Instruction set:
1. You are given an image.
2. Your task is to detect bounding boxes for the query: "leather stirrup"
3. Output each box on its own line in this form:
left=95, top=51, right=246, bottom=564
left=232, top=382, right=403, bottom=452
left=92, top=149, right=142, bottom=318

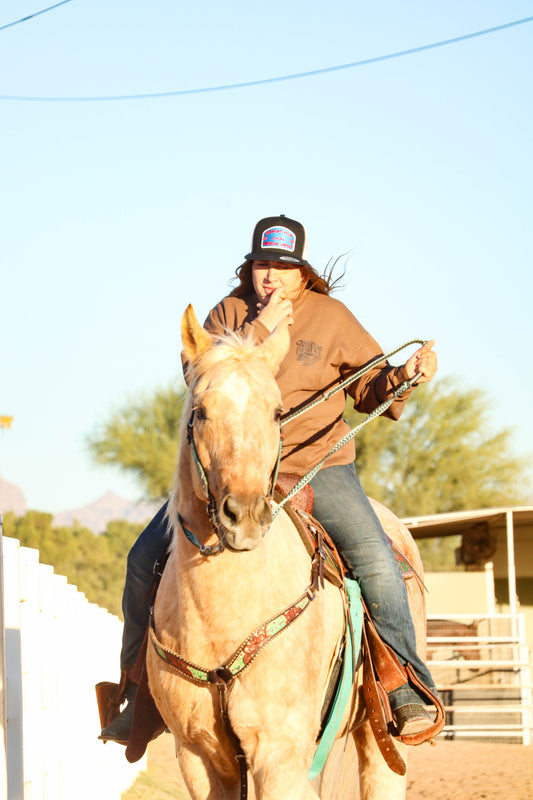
left=361, top=607, right=446, bottom=772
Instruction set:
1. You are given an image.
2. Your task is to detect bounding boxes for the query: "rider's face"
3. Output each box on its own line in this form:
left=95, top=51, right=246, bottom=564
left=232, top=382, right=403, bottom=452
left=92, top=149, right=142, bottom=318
left=252, top=261, right=305, bottom=306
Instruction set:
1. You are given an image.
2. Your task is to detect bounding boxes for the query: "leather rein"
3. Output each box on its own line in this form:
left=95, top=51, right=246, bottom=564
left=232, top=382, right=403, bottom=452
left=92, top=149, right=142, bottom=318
left=182, top=338, right=426, bottom=554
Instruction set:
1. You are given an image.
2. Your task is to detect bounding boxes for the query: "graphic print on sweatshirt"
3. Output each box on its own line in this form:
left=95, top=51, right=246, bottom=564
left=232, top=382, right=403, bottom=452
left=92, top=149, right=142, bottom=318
left=295, top=339, right=322, bottom=366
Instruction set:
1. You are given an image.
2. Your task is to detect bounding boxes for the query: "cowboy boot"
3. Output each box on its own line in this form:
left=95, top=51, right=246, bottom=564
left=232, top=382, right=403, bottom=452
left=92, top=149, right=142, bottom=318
left=392, top=702, right=433, bottom=736
left=99, top=682, right=137, bottom=745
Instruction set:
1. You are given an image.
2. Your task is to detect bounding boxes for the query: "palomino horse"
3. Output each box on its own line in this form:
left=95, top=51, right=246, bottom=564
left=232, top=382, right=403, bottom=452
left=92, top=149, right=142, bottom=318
left=146, top=305, right=428, bottom=800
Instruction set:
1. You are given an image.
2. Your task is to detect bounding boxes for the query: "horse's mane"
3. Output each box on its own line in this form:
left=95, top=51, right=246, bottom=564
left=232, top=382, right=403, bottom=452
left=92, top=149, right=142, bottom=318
left=185, top=328, right=263, bottom=383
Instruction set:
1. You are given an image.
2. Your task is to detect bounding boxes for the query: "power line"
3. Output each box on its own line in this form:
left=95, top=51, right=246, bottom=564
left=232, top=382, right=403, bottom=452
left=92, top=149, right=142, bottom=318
left=1, top=14, right=531, bottom=102
left=0, top=0, right=74, bottom=33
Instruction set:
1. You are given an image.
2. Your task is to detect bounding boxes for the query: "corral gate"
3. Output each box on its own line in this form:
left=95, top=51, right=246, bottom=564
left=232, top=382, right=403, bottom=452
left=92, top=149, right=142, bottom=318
left=427, top=613, right=533, bottom=744
left=0, top=524, right=145, bottom=799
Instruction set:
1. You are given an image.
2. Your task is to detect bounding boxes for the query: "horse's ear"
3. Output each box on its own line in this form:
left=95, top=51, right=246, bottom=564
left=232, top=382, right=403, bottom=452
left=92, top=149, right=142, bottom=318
left=181, top=304, right=213, bottom=360
left=258, top=320, right=290, bottom=373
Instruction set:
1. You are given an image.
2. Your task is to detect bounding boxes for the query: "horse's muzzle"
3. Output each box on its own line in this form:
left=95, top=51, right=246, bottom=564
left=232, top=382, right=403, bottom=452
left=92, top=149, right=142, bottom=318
left=218, top=492, right=272, bottom=551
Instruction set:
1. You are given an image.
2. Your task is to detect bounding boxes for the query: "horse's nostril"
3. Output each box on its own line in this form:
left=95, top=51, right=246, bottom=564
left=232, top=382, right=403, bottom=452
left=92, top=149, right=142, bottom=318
left=221, top=494, right=242, bottom=525
left=255, top=496, right=272, bottom=527
left=220, top=493, right=271, bottom=532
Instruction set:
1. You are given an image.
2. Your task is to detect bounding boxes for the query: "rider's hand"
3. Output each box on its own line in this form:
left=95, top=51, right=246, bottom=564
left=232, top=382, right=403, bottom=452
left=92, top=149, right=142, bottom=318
left=256, top=288, right=294, bottom=332
left=403, top=340, right=438, bottom=383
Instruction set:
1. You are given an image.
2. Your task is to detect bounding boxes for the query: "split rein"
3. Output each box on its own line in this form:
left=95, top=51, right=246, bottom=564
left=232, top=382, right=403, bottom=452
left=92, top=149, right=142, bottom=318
left=183, top=338, right=426, bottom=553
left=273, top=339, right=426, bottom=517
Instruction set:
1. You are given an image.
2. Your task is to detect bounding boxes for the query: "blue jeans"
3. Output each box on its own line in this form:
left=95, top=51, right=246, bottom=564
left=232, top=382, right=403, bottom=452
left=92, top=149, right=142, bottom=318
left=120, top=465, right=436, bottom=708
left=309, top=463, right=437, bottom=709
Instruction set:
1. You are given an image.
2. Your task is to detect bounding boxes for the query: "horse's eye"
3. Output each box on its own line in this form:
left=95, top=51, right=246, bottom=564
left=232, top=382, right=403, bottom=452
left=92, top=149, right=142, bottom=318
left=274, top=406, right=283, bottom=423
left=195, top=406, right=207, bottom=421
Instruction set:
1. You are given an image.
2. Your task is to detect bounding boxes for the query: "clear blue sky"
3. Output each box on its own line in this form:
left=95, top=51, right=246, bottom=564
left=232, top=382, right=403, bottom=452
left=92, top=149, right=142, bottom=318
left=1, top=1, right=532, bottom=513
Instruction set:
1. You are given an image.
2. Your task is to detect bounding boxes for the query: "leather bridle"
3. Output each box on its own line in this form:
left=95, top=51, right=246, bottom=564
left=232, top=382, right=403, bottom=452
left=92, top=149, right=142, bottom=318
left=183, top=407, right=283, bottom=556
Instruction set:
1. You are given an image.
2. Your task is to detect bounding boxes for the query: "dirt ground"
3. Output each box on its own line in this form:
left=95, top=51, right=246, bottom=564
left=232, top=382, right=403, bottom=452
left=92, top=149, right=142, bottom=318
left=123, top=732, right=533, bottom=799
left=406, top=737, right=533, bottom=799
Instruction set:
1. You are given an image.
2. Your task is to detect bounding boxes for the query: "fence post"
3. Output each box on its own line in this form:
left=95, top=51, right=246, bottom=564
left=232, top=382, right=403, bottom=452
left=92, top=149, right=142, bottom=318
left=517, top=613, right=532, bottom=746
left=19, top=545, right=45, bottom=799
left=3, top=536, right=24, bottom=799
left=37, top=562, right=60, bottom=799
left=0, top=519, right=8, bottom=800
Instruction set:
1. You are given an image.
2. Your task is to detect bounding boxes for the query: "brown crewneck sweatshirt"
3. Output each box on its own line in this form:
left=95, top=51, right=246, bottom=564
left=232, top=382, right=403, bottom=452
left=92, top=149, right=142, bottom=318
left=203, top=289, right=413, bottom=477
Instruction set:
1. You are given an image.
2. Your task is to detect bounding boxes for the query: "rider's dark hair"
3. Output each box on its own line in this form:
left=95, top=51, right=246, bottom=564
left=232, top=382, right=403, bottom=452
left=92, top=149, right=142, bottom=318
left=229, top=256, right=346, bottom=299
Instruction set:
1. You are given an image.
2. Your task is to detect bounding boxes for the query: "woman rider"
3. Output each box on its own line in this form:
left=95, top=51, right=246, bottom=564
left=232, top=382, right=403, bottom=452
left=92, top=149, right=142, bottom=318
left=100, top=214, right=440, bottom=744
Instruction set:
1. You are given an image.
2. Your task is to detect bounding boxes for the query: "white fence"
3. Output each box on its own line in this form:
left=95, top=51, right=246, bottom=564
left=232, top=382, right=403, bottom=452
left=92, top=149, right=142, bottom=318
left=1, top=528, right=146, bottom=799
left=427, top=613, right=533, bottom=744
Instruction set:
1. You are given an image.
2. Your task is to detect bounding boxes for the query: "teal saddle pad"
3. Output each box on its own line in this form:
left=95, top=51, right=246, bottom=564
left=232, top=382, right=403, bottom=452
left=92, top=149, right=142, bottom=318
left=309, top=578, right=363, bottom=779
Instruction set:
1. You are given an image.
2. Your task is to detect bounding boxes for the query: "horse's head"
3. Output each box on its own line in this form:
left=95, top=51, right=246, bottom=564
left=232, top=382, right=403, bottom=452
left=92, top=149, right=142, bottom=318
left=180, top=304, right=290, bottom=552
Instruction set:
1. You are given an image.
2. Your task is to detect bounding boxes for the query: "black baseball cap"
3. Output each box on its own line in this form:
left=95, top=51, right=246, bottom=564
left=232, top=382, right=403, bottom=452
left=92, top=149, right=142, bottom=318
left=245, top=214, right=309, bottom=266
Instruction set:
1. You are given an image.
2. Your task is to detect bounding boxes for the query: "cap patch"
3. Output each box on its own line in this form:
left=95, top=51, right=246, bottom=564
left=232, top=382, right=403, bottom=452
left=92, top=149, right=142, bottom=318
left=261, top=226, right=296, bottom=253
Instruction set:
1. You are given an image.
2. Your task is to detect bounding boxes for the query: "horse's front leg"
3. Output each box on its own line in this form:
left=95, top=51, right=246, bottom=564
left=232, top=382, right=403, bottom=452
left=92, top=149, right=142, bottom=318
left=353, top=720, right=407, bottom=800
left=248, top=743, right=320, bottom=800
left=177, top=741, right=241, bottom=800
left=251, top=770, right=319, bottom=800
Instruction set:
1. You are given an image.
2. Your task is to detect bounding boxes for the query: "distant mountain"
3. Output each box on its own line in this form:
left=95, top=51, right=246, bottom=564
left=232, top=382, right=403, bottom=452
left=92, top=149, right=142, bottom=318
left=0, top=474, right=27, bottom=517
left=52, top=491, right=160, bottom=534
left=0, top=476, right=159, bottom=535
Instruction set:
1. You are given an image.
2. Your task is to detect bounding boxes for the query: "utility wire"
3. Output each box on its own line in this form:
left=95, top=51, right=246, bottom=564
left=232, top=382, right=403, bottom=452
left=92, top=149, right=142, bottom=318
left=0, top=0, right=74, bottom=33
left=0, top=14, right=531, bottom=102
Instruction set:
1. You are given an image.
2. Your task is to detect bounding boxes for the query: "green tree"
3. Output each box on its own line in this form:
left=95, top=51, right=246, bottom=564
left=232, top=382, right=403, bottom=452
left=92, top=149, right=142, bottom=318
left=87, top=384, right=187, bottom=501
left=345, top=377, right=529, bottom=518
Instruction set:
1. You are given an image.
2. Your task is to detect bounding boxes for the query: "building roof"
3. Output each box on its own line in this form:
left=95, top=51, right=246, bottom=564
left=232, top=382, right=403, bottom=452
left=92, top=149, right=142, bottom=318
left=402, top=505, right=533, bottom=540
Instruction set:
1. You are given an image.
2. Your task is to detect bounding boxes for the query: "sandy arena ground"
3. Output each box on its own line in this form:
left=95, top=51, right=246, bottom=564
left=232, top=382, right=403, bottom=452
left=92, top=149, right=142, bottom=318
left=132, top=732, right=533, bottom=799
left=406, top=737, right=533, bottom=799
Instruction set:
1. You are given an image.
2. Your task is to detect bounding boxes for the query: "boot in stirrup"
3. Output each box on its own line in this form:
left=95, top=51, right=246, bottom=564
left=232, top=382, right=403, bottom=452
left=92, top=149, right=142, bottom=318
left=99, top=683, right=137, bottom=745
